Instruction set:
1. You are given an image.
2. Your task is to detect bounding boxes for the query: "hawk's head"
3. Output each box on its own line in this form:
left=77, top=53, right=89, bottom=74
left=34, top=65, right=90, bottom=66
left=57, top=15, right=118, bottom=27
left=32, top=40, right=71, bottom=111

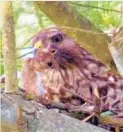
left=32, top=27, right=83, bottom=70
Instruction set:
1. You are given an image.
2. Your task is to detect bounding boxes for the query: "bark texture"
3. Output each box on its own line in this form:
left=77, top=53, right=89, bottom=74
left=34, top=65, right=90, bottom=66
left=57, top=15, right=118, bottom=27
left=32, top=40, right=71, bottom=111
left=1, top=94, right=109, bottom=132
left=2, top=2, right=17, bottom=92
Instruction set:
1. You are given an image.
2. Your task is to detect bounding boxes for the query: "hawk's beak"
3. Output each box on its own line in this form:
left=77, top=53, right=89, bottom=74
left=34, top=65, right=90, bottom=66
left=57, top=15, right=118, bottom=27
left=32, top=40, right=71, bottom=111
left=33, top=41, right=57, bottom=55
left=34, top=41, right=44, bottom=49
left=33, top=41, right=44, bottom=55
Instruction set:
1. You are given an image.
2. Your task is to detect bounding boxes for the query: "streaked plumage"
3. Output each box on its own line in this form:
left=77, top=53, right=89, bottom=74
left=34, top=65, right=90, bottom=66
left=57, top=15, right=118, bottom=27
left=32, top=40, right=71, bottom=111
left=22, top=27, right=123, bottom=115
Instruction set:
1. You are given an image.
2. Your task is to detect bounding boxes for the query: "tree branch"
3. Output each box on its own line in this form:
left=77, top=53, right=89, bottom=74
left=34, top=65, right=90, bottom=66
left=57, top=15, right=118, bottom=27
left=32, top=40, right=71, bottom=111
left=2, top=2, right=18, bottom=93
left=34, top=1, right=101, bottom=32
left=108, top=28, right=123, bottom=76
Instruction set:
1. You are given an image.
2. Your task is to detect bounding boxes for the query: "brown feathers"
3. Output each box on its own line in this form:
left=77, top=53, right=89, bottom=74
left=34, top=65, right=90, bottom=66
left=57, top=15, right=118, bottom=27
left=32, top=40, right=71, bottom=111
left=22, top=27, right=123, bottom=114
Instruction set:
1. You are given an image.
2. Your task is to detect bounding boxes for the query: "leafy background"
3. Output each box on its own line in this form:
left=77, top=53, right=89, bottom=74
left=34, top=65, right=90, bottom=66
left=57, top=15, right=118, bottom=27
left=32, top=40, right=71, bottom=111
left=0, top=1, right=123, bottom=76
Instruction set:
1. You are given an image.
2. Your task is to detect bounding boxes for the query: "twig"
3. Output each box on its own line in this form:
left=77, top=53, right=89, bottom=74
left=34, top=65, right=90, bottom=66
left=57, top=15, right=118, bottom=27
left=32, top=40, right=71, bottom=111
left=93, top=87, right=101, bottom=114
left=61, top=86, right=94, bottom=104
left=17, top=51, right=33, bottom=59
left=69, top=106, right=94, bottom=114
left=1, top=51, right=34, bottom=62
left=83, top=112, right=96, bottom=122
left=18, top=28, right=42, bottom=49
left=48, top=101, right=66, bottom=110
left=17, top=105, right=23, bottom=127
left=16, top=46, right=33, bottom=50
left=115, top=125, right=120, bottom=132
left=19, top=35, right=35, bottom=48
left=110, top=99, right=120, bottom=108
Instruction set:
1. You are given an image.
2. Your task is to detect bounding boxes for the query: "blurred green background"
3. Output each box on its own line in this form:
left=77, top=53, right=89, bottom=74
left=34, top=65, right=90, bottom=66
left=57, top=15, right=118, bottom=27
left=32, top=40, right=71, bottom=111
left=0, top=1, right=123, bottom=76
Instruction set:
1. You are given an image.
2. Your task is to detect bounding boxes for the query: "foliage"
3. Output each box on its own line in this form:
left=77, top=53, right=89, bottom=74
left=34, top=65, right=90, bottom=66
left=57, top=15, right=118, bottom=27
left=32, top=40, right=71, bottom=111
left=69, top=1, right=123, bottom=30
left=0, top=1, right=123, bottom=75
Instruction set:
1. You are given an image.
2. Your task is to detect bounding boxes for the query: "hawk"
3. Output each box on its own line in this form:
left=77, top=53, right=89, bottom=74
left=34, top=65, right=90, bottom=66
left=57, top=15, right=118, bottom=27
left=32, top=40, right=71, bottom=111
left=22, top=27, right=123, bottom=114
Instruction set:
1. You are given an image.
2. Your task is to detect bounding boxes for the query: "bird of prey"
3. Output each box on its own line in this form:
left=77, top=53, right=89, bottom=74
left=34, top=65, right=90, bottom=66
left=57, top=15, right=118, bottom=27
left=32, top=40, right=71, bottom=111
left=22, top=27, right=123, bottom=115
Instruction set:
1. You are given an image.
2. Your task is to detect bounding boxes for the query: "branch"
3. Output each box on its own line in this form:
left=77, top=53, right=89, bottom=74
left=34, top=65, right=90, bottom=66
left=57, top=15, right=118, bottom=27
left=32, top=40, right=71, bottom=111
left=108, top=28, right=123, bottom=76
left=34, top=1, right=101, bottom=32
left=61, top=86, right=94, bottom=104
left=0, top=51, right=33, bottom=62
left=16, top=46, right=32, bottom=50
left=17, top=51, right=33, bottom=59
left=2, top=2, right=18, bottom=93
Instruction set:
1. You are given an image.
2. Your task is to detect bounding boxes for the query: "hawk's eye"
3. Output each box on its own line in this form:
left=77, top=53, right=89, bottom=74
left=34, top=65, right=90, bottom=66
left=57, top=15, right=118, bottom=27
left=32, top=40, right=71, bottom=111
left=52, top=34, right=63, bottom=43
